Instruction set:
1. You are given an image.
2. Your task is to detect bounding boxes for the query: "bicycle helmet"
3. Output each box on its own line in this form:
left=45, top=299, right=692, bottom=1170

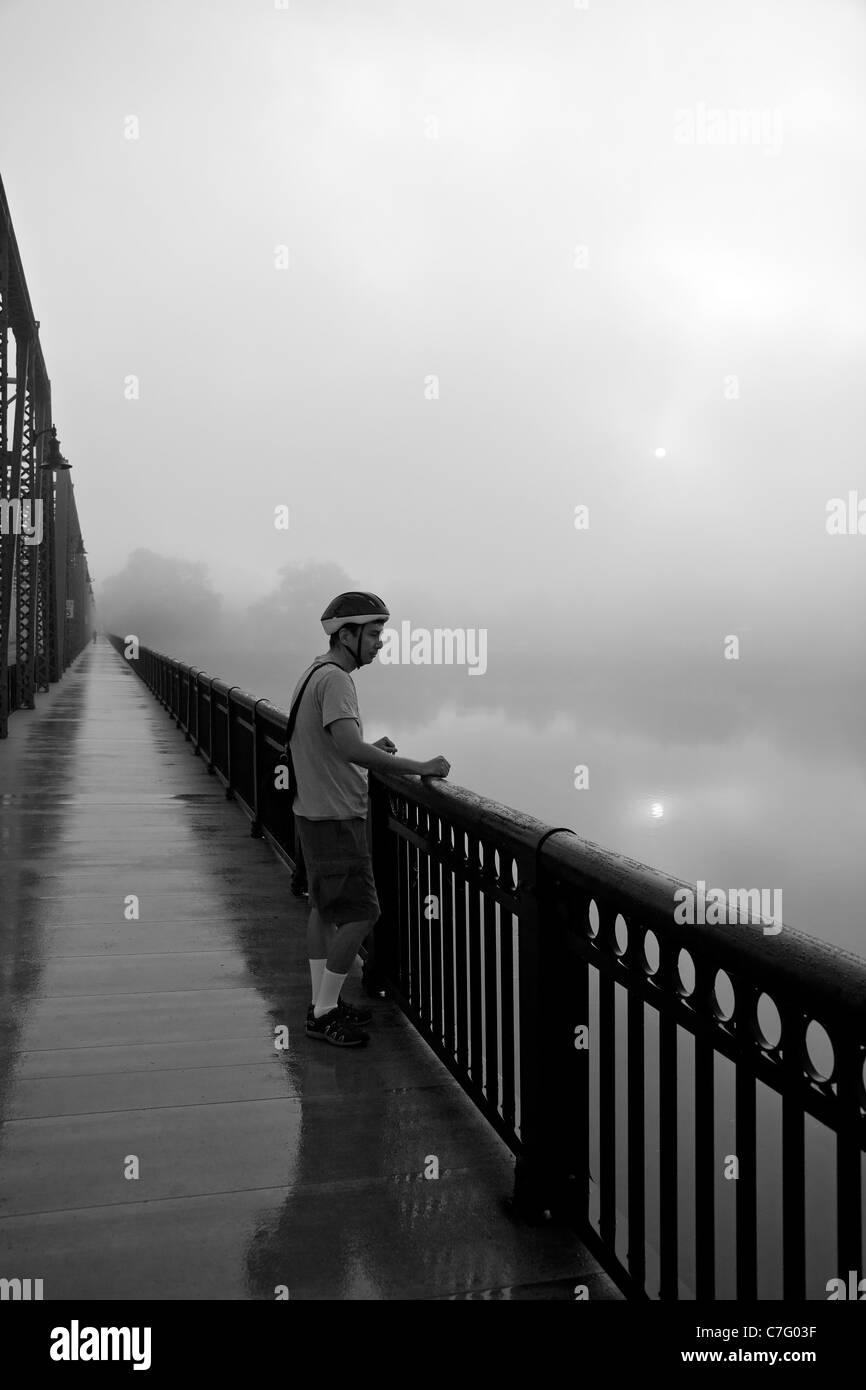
left=321, top=591, right=390, bottom=667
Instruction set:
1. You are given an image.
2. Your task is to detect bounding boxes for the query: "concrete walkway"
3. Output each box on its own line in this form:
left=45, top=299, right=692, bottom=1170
left=0, top=639, right=621, bottom=1300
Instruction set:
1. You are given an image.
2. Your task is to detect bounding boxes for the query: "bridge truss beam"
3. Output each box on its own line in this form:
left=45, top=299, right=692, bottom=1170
left=0, top=173, right=92, bottom=737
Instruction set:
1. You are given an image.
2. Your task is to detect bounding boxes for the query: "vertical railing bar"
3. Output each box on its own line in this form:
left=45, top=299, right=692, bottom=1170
left=499, top=877, right=516, bottom=1131
left=441, top=832, right=456, bottom=1059
left=453, top=847, right=469, bottom=1076
left=429, top=837, right=444, bottom=1046
left=206, top=677, right=216, bottom=772
left=222, top=685, right=231, bottom=780
left=482, top=854, right=499, bottom=1108
left=225, top=687, right=234, bottom=794
left=627, top=963, right=647, bottom=1291
left=418, top=810, right=431, bottom=1032
left=735, top=1061, right=757, bottom=1300
left=836, top=1041, right=862, bottom=1285
left=408, top=838, right=419, bottom=1009
left=397, top=824, right=409, bottom=999
left=659, top=978, right=679, bottom=1299
left=695, top=965, right=717, bottom=1300
left=739, top=984, right=756, bottom=1295
left=598, top=907, right=616, bottom=1253
left=194, top=671, right=202, bottom=750
left=369, top=787, right=395, bottom=991
left=513, top=845, right=542, bottom=1191
left=572, top=891, right=589, bottom=1229
left=781, top=1076, right=806, bottom=1300
left=395, top=816, right=408, bottom=998
left=783, top=1006, right=811, bottom=1295
left=466, top=832, right=483, bottom=1091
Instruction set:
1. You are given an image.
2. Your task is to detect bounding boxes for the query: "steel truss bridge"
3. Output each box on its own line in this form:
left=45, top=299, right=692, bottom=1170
left=0, top=173, right=92, bottom=739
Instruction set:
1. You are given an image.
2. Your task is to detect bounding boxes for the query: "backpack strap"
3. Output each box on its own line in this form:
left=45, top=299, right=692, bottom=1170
left=284, top=660, right=344, bottom=748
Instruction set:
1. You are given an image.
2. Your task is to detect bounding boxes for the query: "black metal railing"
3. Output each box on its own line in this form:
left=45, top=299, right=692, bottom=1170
left=110, top=634, right=866, bottom=1302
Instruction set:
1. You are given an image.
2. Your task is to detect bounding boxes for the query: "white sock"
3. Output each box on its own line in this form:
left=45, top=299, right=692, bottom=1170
left=309, top=958, right=327, bottom=1005
left=314, top=967, right=347, bottom=1018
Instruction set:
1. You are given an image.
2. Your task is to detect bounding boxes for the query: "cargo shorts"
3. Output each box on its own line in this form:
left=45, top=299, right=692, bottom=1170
left=294, top=815, right=381, bottom=927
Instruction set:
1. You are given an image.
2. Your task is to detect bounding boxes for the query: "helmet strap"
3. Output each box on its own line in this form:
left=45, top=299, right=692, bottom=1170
left=337, top=624, right=361, bottom=669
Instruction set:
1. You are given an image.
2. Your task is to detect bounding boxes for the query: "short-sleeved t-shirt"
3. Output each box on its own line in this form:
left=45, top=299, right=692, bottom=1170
left=288, top=659, right=368, bottom=820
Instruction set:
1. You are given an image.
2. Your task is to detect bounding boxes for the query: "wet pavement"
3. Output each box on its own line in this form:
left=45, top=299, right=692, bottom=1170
left=0, top=641, right=622, bottom=1299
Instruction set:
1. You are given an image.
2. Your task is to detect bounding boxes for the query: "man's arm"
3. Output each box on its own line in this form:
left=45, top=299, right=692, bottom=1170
left=328, top=718, right=432, bottom=777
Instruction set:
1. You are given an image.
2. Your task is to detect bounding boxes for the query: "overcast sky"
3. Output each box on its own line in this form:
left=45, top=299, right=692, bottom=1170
left=2, top=0, right=864, bottom=952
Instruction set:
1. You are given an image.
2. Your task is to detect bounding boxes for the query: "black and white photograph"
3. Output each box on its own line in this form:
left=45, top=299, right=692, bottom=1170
left=0, top=0, right=864, bottom=1359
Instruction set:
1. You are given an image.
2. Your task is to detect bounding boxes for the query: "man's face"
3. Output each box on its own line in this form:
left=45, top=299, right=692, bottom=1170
left=360, top=622, right=385, bottom=665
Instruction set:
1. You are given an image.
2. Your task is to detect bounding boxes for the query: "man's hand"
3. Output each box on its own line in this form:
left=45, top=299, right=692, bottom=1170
left=372, top=736, right=398, bottom=754
left=420, top=756, right=450, bottom=779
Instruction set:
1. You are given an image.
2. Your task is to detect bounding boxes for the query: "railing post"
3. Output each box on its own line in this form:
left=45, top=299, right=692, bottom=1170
left=511, top=830, right=579, bottom=1223
left=174, top=662, right=185, bottom=731
left=182, top=665, right=192, bottom=740
left=205, top=677, right=217, bottom=774
left=224, top=686, right=240, bottom=800
left=368, top=779, right=400, bottom=998
left=249, top=698, right=266, bottom=838
left=189, top=669, right=205, bottom=751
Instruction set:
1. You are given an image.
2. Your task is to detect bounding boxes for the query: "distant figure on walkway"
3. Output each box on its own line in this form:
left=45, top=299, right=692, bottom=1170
left=92, top=630, right=97, bottom=644
left=289, top=591, right=451, bottom=1047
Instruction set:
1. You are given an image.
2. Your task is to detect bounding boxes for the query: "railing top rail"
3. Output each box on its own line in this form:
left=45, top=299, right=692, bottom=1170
left=251, top=697, right=290, bottom=723
left=544, top=830, right=866, bottom=1025
left=369, top=767, right=866, bottom=1025
left=133, top=649, right=277, bottom=719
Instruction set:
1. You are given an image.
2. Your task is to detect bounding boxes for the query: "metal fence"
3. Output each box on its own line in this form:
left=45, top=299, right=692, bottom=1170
left=111, top=635, right=866, bottom=1302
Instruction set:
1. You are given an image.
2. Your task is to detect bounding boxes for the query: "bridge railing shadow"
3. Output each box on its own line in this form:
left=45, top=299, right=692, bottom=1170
left=108, top=633, right=866, bottom=1302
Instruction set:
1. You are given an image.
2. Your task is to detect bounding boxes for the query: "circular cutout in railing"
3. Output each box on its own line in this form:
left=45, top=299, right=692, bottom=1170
left=677, top=948, right=696, bottom=996
left=861, top=1056, right=866, bottom=1112
left=588, top=899, right=600, bottom=939
left=510, top=857, right=519, bottom=889
left=713, top=969, right=735, bottom=1023
left=643, top=929, right=660, bottom=976
left=754, top=992, right=782, bottom=1050
left=803, top=1019, right=835, bottom=1084
left=493, top=847, right=501, bottom=880
left=614, top=912, right=628, bottom=957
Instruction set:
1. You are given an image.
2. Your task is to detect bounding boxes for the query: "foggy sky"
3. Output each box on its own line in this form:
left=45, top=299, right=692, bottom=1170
left=2, top=0, right=864, bottom=951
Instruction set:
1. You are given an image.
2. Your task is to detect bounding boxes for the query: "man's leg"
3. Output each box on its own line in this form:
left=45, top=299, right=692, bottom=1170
left=307, top=906, right=336, bottom=1005
left=313, top=918, right=374, bottom=1018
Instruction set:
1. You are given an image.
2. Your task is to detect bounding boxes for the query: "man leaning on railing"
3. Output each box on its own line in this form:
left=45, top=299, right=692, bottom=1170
left=288, top=590, right=450, bottom=1049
